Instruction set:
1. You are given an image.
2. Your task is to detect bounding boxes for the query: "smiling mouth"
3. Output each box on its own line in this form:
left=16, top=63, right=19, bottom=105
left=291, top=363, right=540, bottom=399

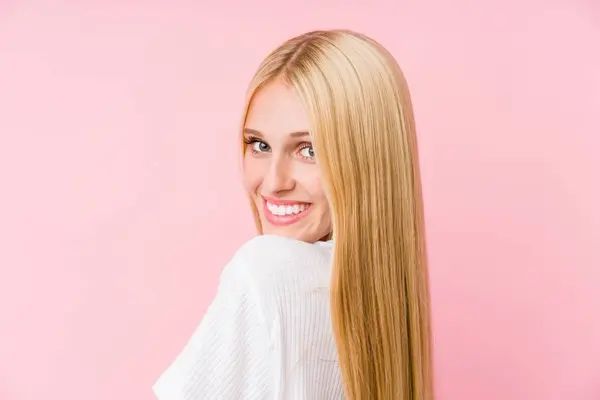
left=266, top=201, right=310, bottom=216
left=262, top=198, right=312, bottom=226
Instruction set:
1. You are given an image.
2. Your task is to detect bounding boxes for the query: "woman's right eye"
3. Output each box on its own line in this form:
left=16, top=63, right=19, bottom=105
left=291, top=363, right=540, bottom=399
left=249, top=140, right=270, bottom=153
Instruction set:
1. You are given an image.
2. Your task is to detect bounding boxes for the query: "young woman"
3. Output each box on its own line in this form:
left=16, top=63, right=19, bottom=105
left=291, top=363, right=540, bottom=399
left=153, top=29, right=434, bottom=400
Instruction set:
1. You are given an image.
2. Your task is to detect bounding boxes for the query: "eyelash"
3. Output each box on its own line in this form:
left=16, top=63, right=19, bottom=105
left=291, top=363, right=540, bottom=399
left=297, top=143, right=314, bottom=160
left=244, top=136, right=315, bottom=160
left=244, top=136, right=269, bottom=154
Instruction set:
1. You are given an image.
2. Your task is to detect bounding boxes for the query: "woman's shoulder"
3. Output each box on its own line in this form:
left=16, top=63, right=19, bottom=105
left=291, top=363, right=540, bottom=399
left=223, top=234, right=334, bottom=290
left=235, top=234, right=332, bottom=263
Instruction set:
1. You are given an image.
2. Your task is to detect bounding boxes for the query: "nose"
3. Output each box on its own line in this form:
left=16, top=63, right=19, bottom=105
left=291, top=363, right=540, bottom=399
left=262, top=154, right=295, bottom=194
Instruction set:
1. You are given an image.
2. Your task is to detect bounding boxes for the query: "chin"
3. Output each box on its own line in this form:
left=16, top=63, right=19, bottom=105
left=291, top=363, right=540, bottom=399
left=260, top=223, right=318, bottom=243
left=262, top=226, right=304, bottom=241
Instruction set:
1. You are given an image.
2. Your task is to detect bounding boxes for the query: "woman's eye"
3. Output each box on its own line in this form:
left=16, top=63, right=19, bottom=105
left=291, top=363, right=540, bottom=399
left=299, top=146, right=315, bottom=159
left=251, top=141, right=270, bottom=152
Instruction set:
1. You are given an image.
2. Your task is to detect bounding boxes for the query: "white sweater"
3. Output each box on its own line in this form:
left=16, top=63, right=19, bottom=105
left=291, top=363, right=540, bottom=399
left=153, top=234, right=344, bottom=399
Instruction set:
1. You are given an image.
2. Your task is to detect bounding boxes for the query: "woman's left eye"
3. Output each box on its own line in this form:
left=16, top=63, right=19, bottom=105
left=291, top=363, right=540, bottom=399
left=299, top=146, right=315, bottom=159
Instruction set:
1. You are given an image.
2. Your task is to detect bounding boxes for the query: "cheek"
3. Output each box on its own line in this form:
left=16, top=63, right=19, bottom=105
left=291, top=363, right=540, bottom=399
left=301, top=175, right=328, bottom=206
left=242, top=157, right=263, bottom=194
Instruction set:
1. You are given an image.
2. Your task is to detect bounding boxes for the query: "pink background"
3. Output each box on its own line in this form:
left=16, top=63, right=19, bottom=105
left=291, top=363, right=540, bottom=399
left=1, top=1, right=599, bottom=399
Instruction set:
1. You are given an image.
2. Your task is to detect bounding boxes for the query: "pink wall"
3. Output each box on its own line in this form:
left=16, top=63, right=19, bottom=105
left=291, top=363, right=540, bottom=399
left=1, top=1, right=598, bottom=399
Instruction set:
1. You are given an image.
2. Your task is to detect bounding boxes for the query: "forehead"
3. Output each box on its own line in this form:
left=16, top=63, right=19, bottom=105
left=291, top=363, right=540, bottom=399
left=245, top=82, right=309, bottom=136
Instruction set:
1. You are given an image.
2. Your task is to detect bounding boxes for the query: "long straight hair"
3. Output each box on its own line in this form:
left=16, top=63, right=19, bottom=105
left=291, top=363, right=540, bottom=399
left=240, top=30, right=433, bottom=400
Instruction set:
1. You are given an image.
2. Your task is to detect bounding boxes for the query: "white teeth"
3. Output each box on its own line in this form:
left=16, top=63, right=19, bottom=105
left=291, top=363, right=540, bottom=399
left=267, top=201, right=309, bottom=216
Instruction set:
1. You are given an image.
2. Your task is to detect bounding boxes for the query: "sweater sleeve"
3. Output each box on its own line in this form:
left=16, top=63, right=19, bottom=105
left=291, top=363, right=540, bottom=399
left=152, top=256, right=272, bottom=400
left=234, top=235, right=345, bottom=399
left=265, top=247, right=345, bottom=399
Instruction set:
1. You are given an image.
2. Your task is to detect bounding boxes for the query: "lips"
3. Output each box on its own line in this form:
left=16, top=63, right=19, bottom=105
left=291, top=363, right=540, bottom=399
left=261, top=197, right=312, bottom=226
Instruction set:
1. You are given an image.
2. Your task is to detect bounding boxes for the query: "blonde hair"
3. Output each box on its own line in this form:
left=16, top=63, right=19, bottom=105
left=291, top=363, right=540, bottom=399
left=241, top=30, right=433, bottom=400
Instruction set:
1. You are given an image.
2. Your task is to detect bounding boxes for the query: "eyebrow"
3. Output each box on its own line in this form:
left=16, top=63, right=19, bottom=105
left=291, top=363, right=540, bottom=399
left=243, top=128, right=310, bottom=138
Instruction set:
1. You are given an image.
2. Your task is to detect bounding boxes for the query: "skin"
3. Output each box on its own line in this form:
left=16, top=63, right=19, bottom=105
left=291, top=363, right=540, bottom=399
left=242, top=80, right=332, bottom=243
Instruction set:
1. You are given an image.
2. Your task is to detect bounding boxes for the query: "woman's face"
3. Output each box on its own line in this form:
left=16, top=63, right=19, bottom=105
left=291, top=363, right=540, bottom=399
left=242, top=81, right=331, bottom=243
